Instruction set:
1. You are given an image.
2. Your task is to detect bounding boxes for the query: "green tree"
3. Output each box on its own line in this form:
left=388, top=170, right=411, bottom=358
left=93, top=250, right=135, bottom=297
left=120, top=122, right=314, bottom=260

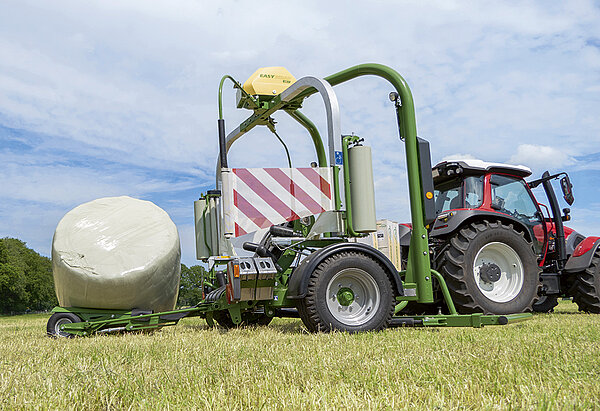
left=0, top=238, right=57, bottom=313
left=177, top=264, right=207, bottom=307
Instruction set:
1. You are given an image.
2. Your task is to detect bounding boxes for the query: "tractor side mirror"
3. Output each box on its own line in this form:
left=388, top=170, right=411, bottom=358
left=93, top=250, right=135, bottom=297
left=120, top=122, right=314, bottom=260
left=560, top=175, right=574, bottom=205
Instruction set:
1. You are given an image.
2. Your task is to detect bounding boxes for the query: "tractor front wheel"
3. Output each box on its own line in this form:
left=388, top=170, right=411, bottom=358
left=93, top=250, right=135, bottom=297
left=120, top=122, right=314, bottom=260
left=297, top=251, right=394, bottom=333
left=572, top=250, right=600, bottom=313
left=440, top=220, right=541, bottom=315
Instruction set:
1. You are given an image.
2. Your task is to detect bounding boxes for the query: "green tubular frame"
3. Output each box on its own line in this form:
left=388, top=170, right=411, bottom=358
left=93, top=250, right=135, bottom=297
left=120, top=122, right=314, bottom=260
left=296, top=63, right=434, bottom=303
left=215, top=64, right=442, bottom=304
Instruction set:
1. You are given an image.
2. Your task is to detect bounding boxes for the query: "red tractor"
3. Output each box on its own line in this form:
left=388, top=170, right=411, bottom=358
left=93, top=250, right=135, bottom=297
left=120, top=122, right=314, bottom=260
left=399, top=159, right=600, bottom=315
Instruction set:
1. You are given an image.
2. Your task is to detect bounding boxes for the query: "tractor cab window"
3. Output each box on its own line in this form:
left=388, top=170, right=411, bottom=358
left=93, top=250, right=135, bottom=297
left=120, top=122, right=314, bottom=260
left=490, top=175, right=539, bottom=221
left=435, top=176, right=484, bottom=214
left=490, top=174, right=544, bottom=253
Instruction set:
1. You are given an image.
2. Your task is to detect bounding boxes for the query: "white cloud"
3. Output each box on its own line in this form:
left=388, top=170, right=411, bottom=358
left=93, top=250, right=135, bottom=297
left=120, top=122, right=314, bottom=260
left=508, top=144, right=575, bottom=172
left=1, top=0, right=600, bottom=265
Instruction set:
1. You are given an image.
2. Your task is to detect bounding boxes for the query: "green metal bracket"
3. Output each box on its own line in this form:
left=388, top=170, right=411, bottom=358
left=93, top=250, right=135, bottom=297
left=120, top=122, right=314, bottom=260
left=58, top=303, right=222, bottom=336
left=227, top=304, right=242, bottom=325
left=412, top=312, right=532, bottom=328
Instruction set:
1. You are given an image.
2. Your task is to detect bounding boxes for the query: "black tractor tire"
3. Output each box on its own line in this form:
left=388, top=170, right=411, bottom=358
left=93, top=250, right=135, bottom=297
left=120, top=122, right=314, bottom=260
left=297, top=251, right=395, bottom=333
left=572, top=250, right=600, bottom=313
left=47, top=312, right=82, bottom=338
left=439, top=220, right=541, bottom=315
left=213, top=310, right=273, bottom=329
left=533, top=295, right=559, bottom=313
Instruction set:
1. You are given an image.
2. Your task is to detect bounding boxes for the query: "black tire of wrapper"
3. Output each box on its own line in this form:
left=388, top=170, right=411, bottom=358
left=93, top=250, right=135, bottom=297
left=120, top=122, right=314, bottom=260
left=297, top=251, right=395, bottom=333
left=47, top=312, right=82, bottom=338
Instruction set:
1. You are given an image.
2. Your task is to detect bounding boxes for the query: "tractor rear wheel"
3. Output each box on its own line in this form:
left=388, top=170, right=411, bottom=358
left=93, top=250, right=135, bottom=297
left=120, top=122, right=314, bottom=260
left=297, top=251, right=394, bottom=333
left=47, top=312, right=82, bottom=338
left=572, top=250, right=600, bottom=313
left=440, top=220, right=541, bottom=315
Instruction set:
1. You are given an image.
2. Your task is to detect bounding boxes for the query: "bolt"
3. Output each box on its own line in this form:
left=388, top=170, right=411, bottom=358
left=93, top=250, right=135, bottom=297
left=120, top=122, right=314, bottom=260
left=423, top=251, right=427, bottom=255
left=422, top=234, right=426, bottom=239
left=425, top=276, right=430, bottom=281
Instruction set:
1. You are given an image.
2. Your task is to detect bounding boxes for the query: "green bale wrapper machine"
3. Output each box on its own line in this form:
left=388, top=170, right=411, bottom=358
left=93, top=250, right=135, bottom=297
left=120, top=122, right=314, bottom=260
left=47, top=63, right=530, bottom=337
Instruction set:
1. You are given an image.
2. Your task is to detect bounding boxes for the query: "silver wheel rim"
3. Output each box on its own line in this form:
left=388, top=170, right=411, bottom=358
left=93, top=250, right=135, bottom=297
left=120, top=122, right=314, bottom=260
left=326, top=268, right=380, bottom=326
left=54, top=317, right=73, bottom=337
left=473, top=242, right=524, bottom=303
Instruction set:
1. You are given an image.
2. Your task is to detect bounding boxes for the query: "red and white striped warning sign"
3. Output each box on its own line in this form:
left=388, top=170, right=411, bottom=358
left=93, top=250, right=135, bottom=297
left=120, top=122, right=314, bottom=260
left=222, top=167, right=334, bottom=237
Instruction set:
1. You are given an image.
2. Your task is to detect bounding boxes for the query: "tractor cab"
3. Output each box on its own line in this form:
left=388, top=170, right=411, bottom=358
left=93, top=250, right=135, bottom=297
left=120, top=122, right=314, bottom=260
left=430, top=159, right=548, bottom=252
left=430, top=159, right=582, bottom=262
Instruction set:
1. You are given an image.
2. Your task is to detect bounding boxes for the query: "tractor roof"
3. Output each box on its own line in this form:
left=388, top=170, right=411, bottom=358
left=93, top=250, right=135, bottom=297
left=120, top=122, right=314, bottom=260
left=432, top=159, right=532, bottom=183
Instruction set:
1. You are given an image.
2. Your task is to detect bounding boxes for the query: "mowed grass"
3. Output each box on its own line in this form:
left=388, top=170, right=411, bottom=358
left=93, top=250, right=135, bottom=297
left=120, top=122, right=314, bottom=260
left=1, top=301, right=599, bottom=410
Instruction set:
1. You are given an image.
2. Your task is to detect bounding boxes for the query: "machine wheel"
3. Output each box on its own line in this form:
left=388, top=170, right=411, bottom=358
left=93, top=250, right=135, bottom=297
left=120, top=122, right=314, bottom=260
left=440, top=220, right=541, bottom=315
left=46, top=312, right=82, bottom=338
left=572, top=250, right=600, bottom=313
left=212, top=310, right=273, bottom=329
left=533, top=295, right=559, bottom=313
left=297, top=251, right=394, bottom=333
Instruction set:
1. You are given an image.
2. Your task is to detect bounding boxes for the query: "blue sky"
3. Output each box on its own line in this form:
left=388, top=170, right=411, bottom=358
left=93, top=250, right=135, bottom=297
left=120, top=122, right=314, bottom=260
left=1, top=1, right=599, bottom=266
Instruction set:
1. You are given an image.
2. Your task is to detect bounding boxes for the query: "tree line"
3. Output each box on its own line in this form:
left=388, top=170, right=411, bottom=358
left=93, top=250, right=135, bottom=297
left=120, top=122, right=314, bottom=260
left=0, top=237, right=206, bottom=314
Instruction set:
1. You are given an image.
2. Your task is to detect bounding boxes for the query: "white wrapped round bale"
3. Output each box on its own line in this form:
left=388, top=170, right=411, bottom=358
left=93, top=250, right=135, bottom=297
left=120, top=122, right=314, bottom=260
left=52, top=196, right=181, bottom=312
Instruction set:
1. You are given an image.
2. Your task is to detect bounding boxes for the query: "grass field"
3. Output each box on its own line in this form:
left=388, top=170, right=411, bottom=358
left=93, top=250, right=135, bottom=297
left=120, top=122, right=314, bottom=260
left=1, top=301, right=599, bottom=410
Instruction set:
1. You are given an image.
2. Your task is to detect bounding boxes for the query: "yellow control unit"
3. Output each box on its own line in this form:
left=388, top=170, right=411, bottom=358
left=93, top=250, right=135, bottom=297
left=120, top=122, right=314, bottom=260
left=236, top=67, right=296, bottom=109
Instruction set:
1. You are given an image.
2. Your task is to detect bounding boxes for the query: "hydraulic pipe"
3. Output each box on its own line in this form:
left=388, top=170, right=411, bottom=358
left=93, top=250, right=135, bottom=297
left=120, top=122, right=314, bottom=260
left=286, top=110, right=328, bottom=167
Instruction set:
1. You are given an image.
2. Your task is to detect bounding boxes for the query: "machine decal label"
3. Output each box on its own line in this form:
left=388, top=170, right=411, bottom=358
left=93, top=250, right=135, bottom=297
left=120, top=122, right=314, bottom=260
left=335, top=151, right=343, bottom=165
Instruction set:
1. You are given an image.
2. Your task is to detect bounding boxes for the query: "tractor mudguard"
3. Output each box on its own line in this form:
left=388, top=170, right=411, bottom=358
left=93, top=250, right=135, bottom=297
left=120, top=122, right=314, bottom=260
left=564, top=237, right=600, bottom=273
left=429, top=209, right=532, bottom=241
left=286, top=242, right=404, bottom=299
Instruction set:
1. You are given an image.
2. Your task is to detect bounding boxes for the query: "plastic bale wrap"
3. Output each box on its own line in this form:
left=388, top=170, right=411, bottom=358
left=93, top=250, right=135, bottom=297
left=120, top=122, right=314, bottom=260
left=52, top=196, right=181, bottom=312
